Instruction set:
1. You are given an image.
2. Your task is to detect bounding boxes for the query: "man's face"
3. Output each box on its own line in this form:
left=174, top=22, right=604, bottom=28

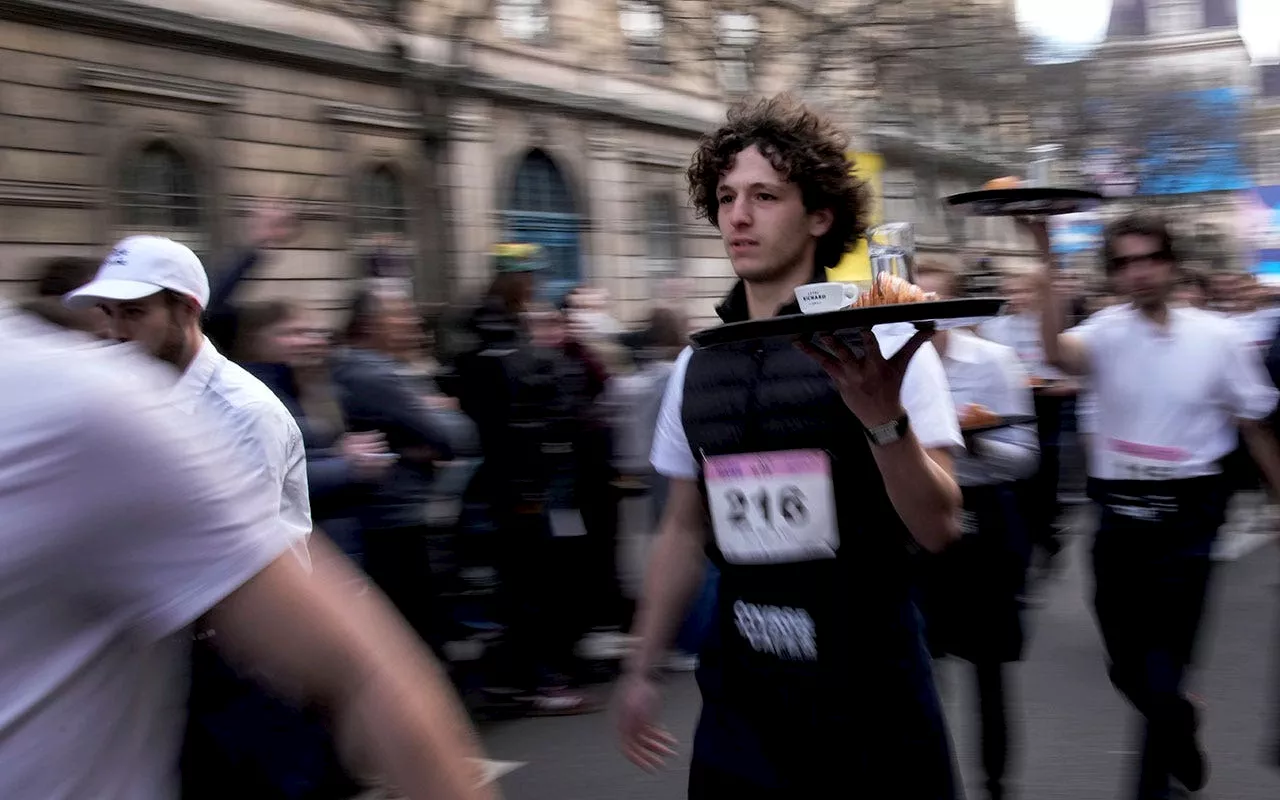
left=1004, top=275, right=1037, bottom=315
left=715, top=145, right=832, bottom=284
left=99, top=292, right=192, bottom=367
left=1109, top=233, right=1174, bottom=310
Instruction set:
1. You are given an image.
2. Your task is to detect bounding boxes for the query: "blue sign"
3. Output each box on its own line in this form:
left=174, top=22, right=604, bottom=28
left=1087, top=88, right=1252, bottom=197
left=1255, top=186, right=1280, bottom=279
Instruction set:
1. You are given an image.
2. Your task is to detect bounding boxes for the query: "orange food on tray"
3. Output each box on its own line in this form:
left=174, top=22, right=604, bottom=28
left=983, top=176, right=1022, bottom=190
left=852, top=273, right=939, bottom=308
left=959, top=403, right=1001, bottom=430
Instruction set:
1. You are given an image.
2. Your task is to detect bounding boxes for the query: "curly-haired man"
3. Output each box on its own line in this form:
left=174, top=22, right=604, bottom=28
left=616, top=95, right=964, bottom=797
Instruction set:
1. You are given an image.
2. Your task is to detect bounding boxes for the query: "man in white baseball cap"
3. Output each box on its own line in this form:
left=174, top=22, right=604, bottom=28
left=63, top=238, right=305, bottom=550
left=65, top=236, right=211, bottom=365
left=66, top=235, right=325, bottom=788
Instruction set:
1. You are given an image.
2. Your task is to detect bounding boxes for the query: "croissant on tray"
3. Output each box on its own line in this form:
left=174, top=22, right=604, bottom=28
left=852, top=273, right=939, bottom=308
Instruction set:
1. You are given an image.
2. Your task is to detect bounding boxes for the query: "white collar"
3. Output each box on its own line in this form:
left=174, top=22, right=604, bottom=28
left=940, top=328, right=984, bottom=365
left=167, top=337, right=222, bottom=415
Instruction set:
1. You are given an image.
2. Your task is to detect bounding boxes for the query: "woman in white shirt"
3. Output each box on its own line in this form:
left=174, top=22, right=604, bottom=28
left=916, top=259, right=1039, bottom=800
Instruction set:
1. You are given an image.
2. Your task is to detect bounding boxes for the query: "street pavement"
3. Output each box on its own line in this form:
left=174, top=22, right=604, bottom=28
left=476, top=505, right=1280, bottom=799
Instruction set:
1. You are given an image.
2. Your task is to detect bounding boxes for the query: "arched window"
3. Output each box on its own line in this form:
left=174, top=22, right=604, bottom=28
left=356, top=164, right=408, bottom=237
left=119, top=140, right=200, bottom=231
left=503, top=149, right=582, bottom=283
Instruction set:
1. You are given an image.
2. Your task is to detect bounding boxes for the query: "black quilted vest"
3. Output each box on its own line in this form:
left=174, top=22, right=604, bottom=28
left=683, top=279, right=953, bottom=790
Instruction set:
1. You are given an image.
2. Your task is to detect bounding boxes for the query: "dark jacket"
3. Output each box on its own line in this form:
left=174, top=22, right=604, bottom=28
left=331, top=347, right=456, bottom=530
left=203, top=249, right=261, bottom=354
left=453, top=297, right=564, bottom=510
left=677, top=277, right=956, bottom=796
left=243, top=362, right=365, bottom=517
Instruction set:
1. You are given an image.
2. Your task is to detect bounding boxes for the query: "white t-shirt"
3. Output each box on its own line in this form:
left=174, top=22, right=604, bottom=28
left=938, top=330, right=1038, bottom=487
left=1229, top=308, right=1280, bottom=352
left=0, top=309, right=292, bottom=800
left=1072, top=304, right=1279, bottom=481
left=979, top=312, right=1067, bottom=381
left=651, top=327, right=963, bottom=480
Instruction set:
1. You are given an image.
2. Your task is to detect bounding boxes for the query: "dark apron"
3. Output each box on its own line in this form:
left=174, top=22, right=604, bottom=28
left=919, top=483, right=1030, bottom=664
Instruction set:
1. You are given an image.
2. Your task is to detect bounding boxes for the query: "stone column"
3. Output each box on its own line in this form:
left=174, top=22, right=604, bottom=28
left=447, top=97, right=496, bottom=298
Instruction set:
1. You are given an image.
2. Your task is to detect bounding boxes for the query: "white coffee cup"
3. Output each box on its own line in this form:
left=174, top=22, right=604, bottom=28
left=795, top=282, right=859, bottom=314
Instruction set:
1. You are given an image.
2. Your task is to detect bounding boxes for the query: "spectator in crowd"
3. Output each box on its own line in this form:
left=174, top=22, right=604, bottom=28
left=332, top=283, right=460, bottom=658
left=20, top=256, right=107, bottom=336
left=454, top=245, right=597, bottom=715
left=234, top=300, right=395, bottom=567
left=204, top=202, right=303, bottom=353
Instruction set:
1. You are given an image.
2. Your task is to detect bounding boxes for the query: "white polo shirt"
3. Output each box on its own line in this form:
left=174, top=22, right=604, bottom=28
left=0, top=308, right=292, bottom=800
left=168, top=338, right=311, bottom=561
left=1071, top=304, right=1278, bottom=481
left=979, top=311, right=1068, bottom=382
left=651, top=328, right=963, bottom=481
left=937, top=330, right=1038, bottom=487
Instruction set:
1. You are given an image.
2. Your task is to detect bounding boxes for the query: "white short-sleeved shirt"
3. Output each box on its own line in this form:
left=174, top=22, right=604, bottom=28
left=1072, top=304, right=1279, bottom=480
left=0, top=308, right=293, bottom=800
left=938, top=330, right=1038, bottom=487
left=651, top=327, right=963, bottom=480
left=979, top=312, right=1068, bottom=381
left=168, top=337, right=312, bottom=562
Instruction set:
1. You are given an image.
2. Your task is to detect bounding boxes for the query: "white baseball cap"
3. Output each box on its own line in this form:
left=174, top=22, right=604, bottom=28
left=64, top=236, right=210, bottom=310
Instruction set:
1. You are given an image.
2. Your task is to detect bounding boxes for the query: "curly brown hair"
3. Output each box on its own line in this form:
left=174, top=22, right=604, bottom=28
left=687, top=95, right=870, bottom=271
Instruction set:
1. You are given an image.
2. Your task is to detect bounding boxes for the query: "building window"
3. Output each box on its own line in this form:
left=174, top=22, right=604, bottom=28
left=119, top=140, right=200, bottom=231
left=620, top=1, right=666, bottom=71
left=504, top=149, right=583, bottom=284
left=644, top=191, right=681, bottom=278
left=498, top=0, right=550, bottom=43
left=356, top=165, right=408, bottom=237
left=717, top=12, right=759, bottom=94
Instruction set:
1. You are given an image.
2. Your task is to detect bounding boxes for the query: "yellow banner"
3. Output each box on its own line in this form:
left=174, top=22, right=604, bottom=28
left=826, top=152, right=884, bottom=283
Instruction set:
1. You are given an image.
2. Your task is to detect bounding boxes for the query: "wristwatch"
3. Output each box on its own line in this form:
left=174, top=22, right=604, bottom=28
left=865, top=414, right=910, bottom=447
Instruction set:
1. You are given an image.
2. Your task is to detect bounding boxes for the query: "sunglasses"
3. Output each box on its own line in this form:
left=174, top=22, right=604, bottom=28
left=1108, top=250, right=1171, bottom=271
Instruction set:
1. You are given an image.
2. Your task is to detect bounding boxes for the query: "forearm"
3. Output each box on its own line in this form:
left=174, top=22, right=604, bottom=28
left=333, top=642, right=492, bottom=800
left=213, top=546, right=492, bottom=800
left=625, top=523, right=707, bottom=678
left=872, top=435, right=961, bottom=552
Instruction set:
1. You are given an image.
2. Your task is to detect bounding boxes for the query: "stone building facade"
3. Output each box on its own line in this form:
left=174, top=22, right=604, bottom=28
left=0, top=0, right=1031, bottom=328
left=1078, top=0, right=1270, bottom=273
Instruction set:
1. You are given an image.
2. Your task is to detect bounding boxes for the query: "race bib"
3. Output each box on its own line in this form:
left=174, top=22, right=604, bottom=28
left=704, top=450, right=838, bottom=564
left=1105, top=439, right=1191, bottom=481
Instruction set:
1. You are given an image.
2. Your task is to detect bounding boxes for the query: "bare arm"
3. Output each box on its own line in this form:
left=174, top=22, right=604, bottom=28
left=617, top=478, right=707, bottom=771
left=207, top=536, right=493, bottom=800
left=1023, top=218, right=1090, bottom=376
left=872, top=441, right=961, bottom=553
left=625, top=478, right=708, bottom=678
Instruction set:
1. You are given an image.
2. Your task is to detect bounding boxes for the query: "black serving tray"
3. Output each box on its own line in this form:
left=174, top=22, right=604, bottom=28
left=690, top=298, right=1007, bottom=350
left=945, top=187, right=1105, bottom=217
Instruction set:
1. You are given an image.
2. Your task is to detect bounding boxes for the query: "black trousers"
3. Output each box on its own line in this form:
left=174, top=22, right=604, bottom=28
left=489, top=508, right=585, bottom=691
left=1089, top=477, right=1227, bottom=800
left=363, top=524, right=446, bottom=658
left=1030, top=392, right=1066, bottom=554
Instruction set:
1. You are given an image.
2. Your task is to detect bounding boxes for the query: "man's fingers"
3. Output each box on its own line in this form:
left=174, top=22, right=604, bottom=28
left=795, top=339, right=842, bottom=375
left=889, top=328, right=932, bottom=370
